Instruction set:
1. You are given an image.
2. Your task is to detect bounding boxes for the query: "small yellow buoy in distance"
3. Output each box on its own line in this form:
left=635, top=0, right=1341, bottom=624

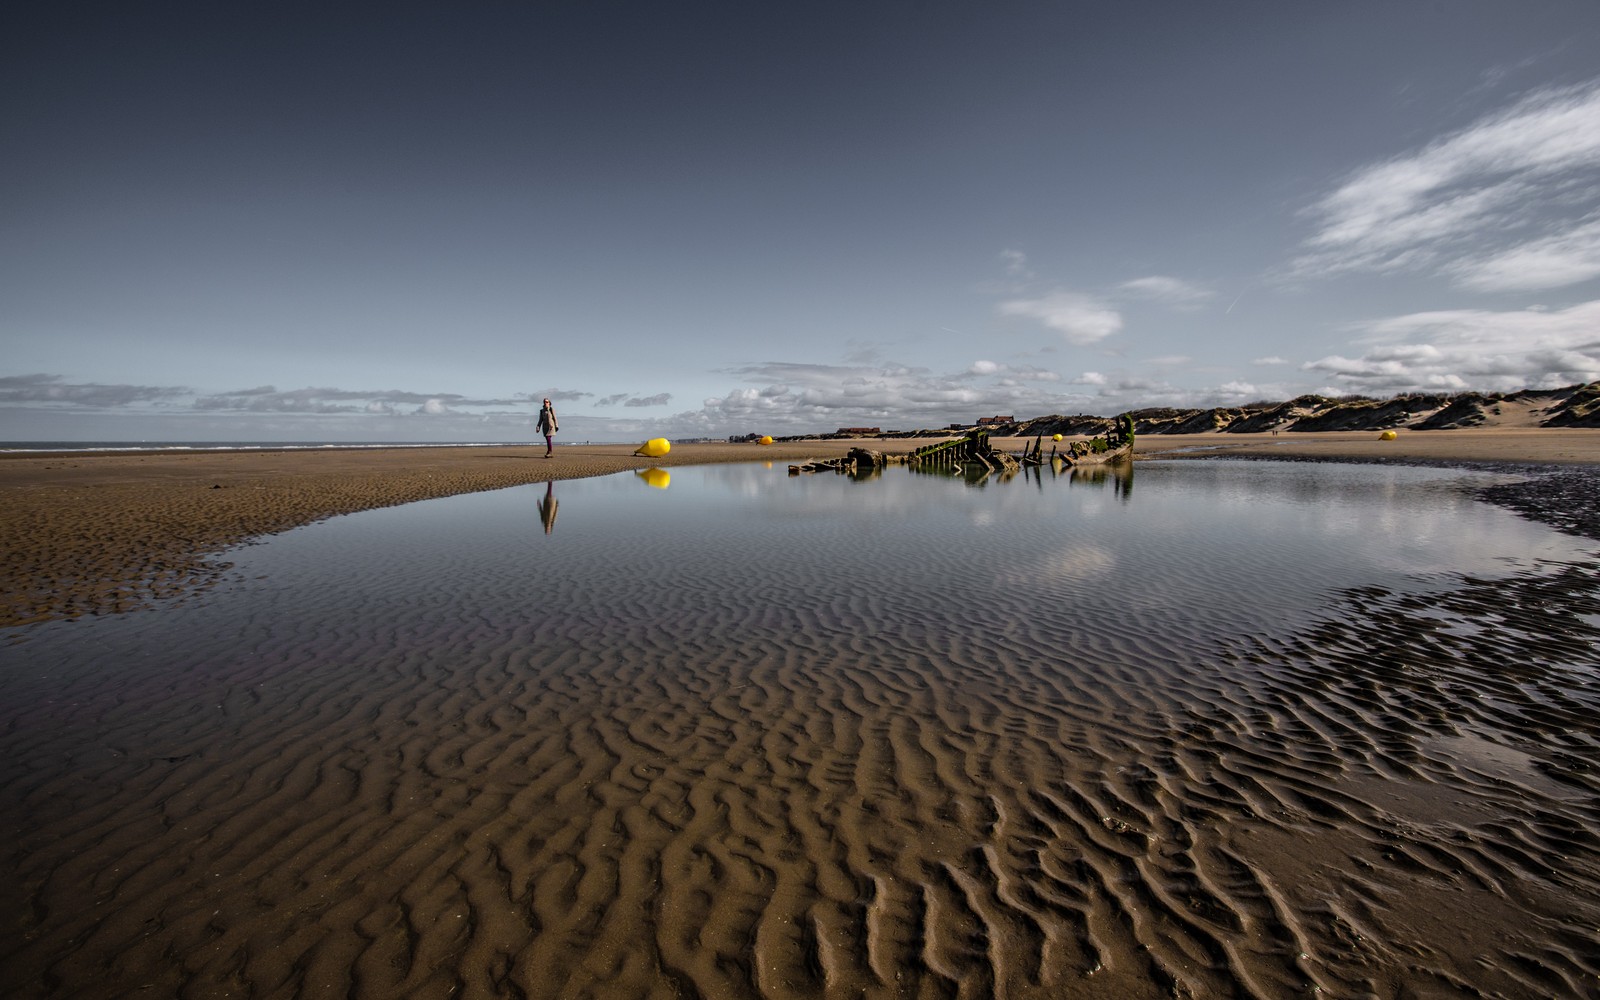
left=1379, top=429, right=1398, bottom=441
left=636, top=467, right=670, bottom=489
left=1052, top=433, right=1063, bottom=442
left=634, top=437, right=671, bottom=457
left=759, top=435, right=774, bottom=445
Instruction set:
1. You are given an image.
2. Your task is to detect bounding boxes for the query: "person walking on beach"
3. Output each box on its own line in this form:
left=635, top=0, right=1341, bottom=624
left=537, top=398, right=559, bottom=458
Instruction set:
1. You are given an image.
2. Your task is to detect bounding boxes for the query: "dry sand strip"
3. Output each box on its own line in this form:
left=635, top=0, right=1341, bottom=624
left=4, top=430, right=1598, bottom=628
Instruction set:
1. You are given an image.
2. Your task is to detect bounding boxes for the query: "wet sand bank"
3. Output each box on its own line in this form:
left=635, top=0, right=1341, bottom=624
left=0, top=441, right=884, bottom=627
left=4, top=430, right=1598, bottom=628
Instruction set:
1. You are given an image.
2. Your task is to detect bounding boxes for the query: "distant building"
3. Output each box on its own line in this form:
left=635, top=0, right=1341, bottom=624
left=975, top=415, right=1014, bottom=426
left=836, top=427, right=881, bottom=436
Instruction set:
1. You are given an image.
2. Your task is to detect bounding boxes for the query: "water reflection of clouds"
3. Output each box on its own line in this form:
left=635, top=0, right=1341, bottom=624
left=1135, top=461, right=1590, bottom=582
left=996, top=545, right=1116, bottom=587
left=561, top=461, right=1589, bottom=604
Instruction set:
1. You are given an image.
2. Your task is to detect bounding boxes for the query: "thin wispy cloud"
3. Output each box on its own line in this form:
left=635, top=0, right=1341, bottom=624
left=0, top=374, right=188, bottom=409
left=1305, top=299, right=1600, bottom=394
left=1000, top=249, right=1034, bottom=279
left=1118, top=276, right=1214, bottom=309
left=1295, top=77, right=1600, bottom=291
left=624, top=393, right=671, bottom=407
left=192, top=386, right=531, bottom=415
left=998, top=292, right=1124, bottom=345
left=1449, top=214, right=1600, bottom=291
left=675, top=360, right=1092, bottom=434
left=0, top=379, right=551, bottom=420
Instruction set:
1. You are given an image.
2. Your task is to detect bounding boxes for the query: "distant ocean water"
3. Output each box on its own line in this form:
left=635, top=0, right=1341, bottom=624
left=0, top=441, right=540, bottom=454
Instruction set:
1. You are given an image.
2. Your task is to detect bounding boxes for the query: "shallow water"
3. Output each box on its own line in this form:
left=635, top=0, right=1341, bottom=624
left=3, top=460, right=1598, bottom=999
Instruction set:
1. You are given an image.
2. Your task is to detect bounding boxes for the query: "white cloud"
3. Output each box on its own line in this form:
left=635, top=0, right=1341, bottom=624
left=625, top=393, right=672, bottom=407
left=1000, top=248, right=1034, bottom=278
left=1118, top=275, right=1213, bottom=309
left=998, top=292, right=1123, bottom=345
left=666, top=360, right=1099, bottom=435
left=1002, top=368, right=1062, bottom=383
left=1252, top=356, right=1290, bottom=366
left=0, top=374, right=187, bottom=409
left=1449, top=215, right=1600, bottom=291
left=1296, top=78, right=1600, bottom=290
left=1304, top=299, right=1600, bottom=394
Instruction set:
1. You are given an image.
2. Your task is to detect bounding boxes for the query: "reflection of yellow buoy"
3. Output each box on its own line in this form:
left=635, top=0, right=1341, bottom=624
left=1379, top=430, right=1398, bottom=441
left=634, top=437, right=671, bottom=457
left=1052, top=433, right=1063, bottom=442
left=636, top=467, right=670, bottom=489
left=759, top=435, right=773, bottom=445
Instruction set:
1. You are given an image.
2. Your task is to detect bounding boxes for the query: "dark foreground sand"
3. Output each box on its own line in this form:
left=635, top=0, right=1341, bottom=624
left=2, top=431, right=1599, bottom=998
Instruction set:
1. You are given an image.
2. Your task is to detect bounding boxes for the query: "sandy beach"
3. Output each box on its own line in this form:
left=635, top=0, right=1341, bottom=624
left=4, top=429, right=1600, bottom=629
left=2, top=430, right=1599, bottom=999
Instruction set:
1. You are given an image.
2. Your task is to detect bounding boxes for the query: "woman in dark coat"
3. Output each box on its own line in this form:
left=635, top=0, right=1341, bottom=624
left=537, top=398, right=558, bottom=457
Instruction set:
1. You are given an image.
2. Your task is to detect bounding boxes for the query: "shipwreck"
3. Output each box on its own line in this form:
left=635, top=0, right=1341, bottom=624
left=789, top=413, right=1135, bottom=478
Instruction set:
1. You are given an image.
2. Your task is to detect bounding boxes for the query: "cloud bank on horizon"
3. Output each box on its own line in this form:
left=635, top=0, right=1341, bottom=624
left=3, top=4, right=1599, bottom=442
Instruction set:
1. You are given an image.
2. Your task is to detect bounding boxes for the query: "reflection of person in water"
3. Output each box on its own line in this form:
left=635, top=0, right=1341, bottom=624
left=537, top=480, right=559, bottom=535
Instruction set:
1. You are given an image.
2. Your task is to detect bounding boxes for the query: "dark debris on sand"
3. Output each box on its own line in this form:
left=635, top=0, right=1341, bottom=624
left=1473, top=465, right=1600, bottom=543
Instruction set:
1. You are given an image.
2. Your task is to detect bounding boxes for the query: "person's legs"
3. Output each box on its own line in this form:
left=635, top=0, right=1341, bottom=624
left=544, top=434, right=553, bottom=457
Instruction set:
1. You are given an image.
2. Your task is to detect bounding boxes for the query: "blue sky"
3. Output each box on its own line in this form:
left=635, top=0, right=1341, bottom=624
left=4, top=1, right=1600, bottom=442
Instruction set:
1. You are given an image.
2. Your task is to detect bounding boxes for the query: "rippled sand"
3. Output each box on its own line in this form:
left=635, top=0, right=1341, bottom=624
left=2, top=465, right=1599, bottom=999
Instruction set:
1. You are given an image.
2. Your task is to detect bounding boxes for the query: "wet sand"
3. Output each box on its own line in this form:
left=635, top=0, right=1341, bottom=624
left=0, top=441, right=893, bottom=628
left=2, top=432, right=1599, bottom=998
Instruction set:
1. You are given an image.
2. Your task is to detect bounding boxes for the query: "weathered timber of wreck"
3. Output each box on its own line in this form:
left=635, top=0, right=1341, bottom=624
left=1052, top=412, right=1136, bottom=464
left=909, top=431, right=1021, bottom=474
left=788, top=447, right=897, bottom=475
left=788, top=416, right=1135, bottom=477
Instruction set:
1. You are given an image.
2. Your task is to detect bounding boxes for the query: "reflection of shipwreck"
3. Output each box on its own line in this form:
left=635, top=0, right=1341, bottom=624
left=789, top=414, right=1135, bottom=479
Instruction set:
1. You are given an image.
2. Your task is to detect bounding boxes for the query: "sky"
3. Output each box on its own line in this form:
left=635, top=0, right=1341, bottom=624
left=4, top=1, right=1600, bottom=443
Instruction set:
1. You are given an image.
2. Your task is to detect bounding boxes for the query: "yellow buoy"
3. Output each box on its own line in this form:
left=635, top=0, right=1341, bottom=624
left=1052, top=433, right=1063, bottom=442
left=1379, top=429, right=1398, bottom=441
left=636, top=467, right=670, bottom=489
left=634, top=437, right=671, bottom=457
left=759, top=435, right=774, bottom=445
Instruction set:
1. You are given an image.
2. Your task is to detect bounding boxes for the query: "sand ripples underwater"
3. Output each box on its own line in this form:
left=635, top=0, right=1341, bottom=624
left=2, top=462, right=1598, bottom=999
